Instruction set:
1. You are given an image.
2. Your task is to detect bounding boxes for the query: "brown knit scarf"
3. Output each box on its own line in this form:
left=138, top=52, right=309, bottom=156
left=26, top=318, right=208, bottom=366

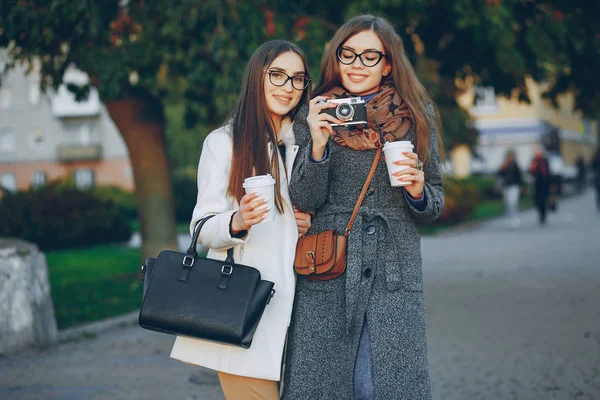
left=320, top=83, right=412, bottom=150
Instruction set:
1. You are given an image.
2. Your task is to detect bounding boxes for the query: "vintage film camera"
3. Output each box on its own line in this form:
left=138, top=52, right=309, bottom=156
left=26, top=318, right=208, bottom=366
left=318, top=97, right=368, bottom=128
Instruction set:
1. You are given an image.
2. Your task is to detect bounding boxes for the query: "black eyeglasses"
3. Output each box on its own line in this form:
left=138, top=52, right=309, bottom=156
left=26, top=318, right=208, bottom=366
left=267, top=70, right=311, bottom=90
left=337, top=47, right=386, bottom=67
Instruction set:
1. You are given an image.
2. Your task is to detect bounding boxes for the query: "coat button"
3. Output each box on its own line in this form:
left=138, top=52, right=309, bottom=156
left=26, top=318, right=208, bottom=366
left=366, top=187, right=375, bottom=196
left=366, top=225, right=376, bottom=235
left=364, top=268, right=372, bottom=278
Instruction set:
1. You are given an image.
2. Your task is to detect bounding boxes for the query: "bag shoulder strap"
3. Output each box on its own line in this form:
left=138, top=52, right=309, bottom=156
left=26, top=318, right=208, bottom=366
left=344, top=148, right=382, bottom=237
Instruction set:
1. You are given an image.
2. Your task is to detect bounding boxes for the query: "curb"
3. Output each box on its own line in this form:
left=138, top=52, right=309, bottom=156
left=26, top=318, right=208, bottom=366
left=58, top=310, right=139, bottom=344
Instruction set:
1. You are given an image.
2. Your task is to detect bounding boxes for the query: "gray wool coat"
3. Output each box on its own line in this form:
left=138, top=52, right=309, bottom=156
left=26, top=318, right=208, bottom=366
left=281, top=104, right=444, bottom=400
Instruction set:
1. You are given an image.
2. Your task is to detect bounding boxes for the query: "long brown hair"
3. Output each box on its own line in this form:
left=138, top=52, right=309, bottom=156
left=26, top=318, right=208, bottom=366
left=314, top=15, right=441, bottom=162
left=228, top=40, right=311, bottom=213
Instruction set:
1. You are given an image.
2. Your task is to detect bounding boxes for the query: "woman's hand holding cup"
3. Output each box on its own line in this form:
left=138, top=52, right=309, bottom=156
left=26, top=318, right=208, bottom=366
left=231, top=193, right=269, bottom=234
left=306, top=96, right=342, bottom=160
left=392, top=151, right=425, bottom=200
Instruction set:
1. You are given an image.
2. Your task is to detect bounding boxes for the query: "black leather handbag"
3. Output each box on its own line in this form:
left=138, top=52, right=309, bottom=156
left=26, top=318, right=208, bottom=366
left=139, top=215, right=276, bottom=349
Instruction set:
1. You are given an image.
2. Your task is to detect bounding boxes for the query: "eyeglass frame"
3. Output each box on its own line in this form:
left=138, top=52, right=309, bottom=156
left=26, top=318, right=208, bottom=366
left=336, top=47, right=387, bottom=67
left=267, top=70, right=311, bottom=90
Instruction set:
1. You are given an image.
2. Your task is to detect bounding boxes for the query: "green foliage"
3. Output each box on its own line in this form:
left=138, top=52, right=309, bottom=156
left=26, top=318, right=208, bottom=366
left=171, top=167, right=198, bottom=223
left=1, top=0, right=597, bottom=162
left=0, top=183, right=132, bottom=251
left=93, top=185, right=138, bottom=220
left=439, top=177, right=481, bottom=224
left=458, top=175, right=501, bottom=200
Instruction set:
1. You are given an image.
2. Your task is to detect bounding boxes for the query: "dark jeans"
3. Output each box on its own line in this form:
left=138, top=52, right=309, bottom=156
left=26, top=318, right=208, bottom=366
left=354, top=319, right=375, bottom=400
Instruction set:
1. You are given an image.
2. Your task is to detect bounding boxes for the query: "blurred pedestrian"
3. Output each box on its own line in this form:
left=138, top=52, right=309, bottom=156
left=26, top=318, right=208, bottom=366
left=547, top=152, right=563, bottom=212
left=592, top=149, right=600, bottom=212
left=498, top=149, right=523, bottom=227
left=576, top=155, right=587, bottom=193
left=529, top=149, right=551, bottom=224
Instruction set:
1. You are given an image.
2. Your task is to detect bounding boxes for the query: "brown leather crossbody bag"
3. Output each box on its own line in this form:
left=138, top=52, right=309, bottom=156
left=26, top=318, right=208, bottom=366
left=293, top=148, right=381, bottom=281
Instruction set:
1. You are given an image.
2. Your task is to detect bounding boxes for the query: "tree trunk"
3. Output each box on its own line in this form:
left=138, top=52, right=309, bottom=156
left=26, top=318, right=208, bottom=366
left=105, top=94, right=178, bottom=259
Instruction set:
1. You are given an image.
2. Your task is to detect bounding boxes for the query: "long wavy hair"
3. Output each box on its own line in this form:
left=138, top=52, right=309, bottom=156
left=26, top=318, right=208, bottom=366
left=228, top=40, right=311, bottom=213
left=314, top=15, right=441, bottom=162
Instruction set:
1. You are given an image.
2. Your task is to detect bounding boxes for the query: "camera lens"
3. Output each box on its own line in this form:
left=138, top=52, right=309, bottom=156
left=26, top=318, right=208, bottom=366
left=336, top=103, right=354, bottom=121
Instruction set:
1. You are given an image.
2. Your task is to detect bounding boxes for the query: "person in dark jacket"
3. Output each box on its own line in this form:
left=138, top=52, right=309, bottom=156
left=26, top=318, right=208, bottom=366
left=592, top=149, right=600, bottom=211
left=498, top=149, right=523, bottom=227
left=529, top=149, right=552, bottom=224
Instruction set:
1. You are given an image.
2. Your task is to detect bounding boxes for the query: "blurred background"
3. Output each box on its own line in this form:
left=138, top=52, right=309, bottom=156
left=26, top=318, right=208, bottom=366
left=0, top=1, right=598, bottom=399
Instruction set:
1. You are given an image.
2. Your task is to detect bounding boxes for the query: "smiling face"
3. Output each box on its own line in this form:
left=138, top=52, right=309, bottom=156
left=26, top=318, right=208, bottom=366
left=264, top=51, right=307, bottom=127
left=338, top=30, right=391, bottom=96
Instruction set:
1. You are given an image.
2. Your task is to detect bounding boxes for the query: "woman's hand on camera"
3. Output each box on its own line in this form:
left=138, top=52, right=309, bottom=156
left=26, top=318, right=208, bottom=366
left=306, top=97, right=341, bottom=159
left=231, top=193, right=269, bottom=233
left=392, top=151, right=425, bottom=200
left=294, top=209, right=312, bottom=238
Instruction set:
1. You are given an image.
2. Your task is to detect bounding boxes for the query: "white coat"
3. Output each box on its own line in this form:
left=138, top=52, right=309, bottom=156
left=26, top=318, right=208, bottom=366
left=170, top=119, right=299, bottom=381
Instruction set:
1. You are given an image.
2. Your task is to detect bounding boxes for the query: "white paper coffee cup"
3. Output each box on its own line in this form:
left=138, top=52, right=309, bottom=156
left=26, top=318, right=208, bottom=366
left=242, top=174, right=276, bottom=224
left=383, top=141, right=414, bottom=187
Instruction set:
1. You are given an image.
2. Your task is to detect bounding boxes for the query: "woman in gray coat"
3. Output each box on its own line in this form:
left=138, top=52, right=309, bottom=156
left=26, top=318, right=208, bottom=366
left=282, top=15, right=444, bottom=400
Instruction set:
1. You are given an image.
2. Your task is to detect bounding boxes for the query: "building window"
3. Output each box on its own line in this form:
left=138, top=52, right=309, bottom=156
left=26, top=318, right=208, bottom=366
left=0, top=85, right=12, bottom=109
left=0, top=128, right=16, bottom=153
left=62, top=120, right=99, bottom=146
left=29, top=82, right=41, bottom=105
left=0, top=173, right=17, bottom=192
left=31, top=171, right=47, bottom=188
left=74, top=168, right=94, bottom=189
left=473, top=86, right=498, bottom=113
left=29, top=128, right=46, bottom=150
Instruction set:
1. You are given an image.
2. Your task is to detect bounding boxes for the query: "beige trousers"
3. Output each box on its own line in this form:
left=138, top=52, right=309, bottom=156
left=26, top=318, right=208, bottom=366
left=217, top=371, right=280, bottom=400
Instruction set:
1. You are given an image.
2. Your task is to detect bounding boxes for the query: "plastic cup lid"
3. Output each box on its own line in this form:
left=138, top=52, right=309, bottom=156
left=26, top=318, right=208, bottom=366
left=242, top=174, right=276, bottom=188
left=383, top=140, right=414, bottom=150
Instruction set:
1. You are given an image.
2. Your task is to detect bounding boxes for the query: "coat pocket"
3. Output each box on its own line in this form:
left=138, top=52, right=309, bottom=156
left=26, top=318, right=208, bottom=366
left=384, top=238, right=424, bottom=292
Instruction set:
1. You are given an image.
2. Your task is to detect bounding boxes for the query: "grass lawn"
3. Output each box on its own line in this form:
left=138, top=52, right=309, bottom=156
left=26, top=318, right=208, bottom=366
left=46, top=245, right=142, bottom=330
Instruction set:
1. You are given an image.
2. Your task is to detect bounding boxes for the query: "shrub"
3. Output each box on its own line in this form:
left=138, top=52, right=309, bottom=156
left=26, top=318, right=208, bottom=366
left=93, top=185, right=138, bottom=220
left=460, top=175, right=501, bottom=200
left=172, top=167, right=198, bottom=222
left=438, top=178, right=481, bottom=224
left=0, top=182, right=132, bottom=251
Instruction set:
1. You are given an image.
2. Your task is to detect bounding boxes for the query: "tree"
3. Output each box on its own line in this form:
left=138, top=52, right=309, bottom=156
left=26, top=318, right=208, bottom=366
left=0, top=0, right=288, bottom=257
left=346, top=0, right=600, bottom=146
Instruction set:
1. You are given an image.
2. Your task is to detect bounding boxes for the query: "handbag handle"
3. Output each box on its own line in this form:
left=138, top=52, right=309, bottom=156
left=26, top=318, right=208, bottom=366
left=185, top=214, right=235, bottom=266
left=343, top=148, right=382, bottom=237
left=186, top=214, right=216, bottom=257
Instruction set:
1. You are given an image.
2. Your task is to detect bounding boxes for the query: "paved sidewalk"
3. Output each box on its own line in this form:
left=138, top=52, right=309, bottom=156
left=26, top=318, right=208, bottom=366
left=1, top=191, right=598, bottom=400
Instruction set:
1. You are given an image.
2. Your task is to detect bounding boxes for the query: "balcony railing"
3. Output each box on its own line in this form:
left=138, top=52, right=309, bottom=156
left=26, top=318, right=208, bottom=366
left=57, top=144, right=102, bottom=162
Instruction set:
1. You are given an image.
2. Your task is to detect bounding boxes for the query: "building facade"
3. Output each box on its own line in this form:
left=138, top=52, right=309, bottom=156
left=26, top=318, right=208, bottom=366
left=0, top=62, right=134, bottom=193
left=457, top=77, right=598, bottom=177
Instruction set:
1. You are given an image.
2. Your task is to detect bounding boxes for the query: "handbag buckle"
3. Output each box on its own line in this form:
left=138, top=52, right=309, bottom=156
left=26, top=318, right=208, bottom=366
left=221, top=265, right=233, bottom=275
left=182, top=255, right=195, bottom=267
left=306, top=251, right=316, bottom=273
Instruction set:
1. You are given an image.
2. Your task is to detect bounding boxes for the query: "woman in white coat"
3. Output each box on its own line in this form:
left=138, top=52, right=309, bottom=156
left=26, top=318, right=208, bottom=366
left=169, top=40, right=312, bottom=399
